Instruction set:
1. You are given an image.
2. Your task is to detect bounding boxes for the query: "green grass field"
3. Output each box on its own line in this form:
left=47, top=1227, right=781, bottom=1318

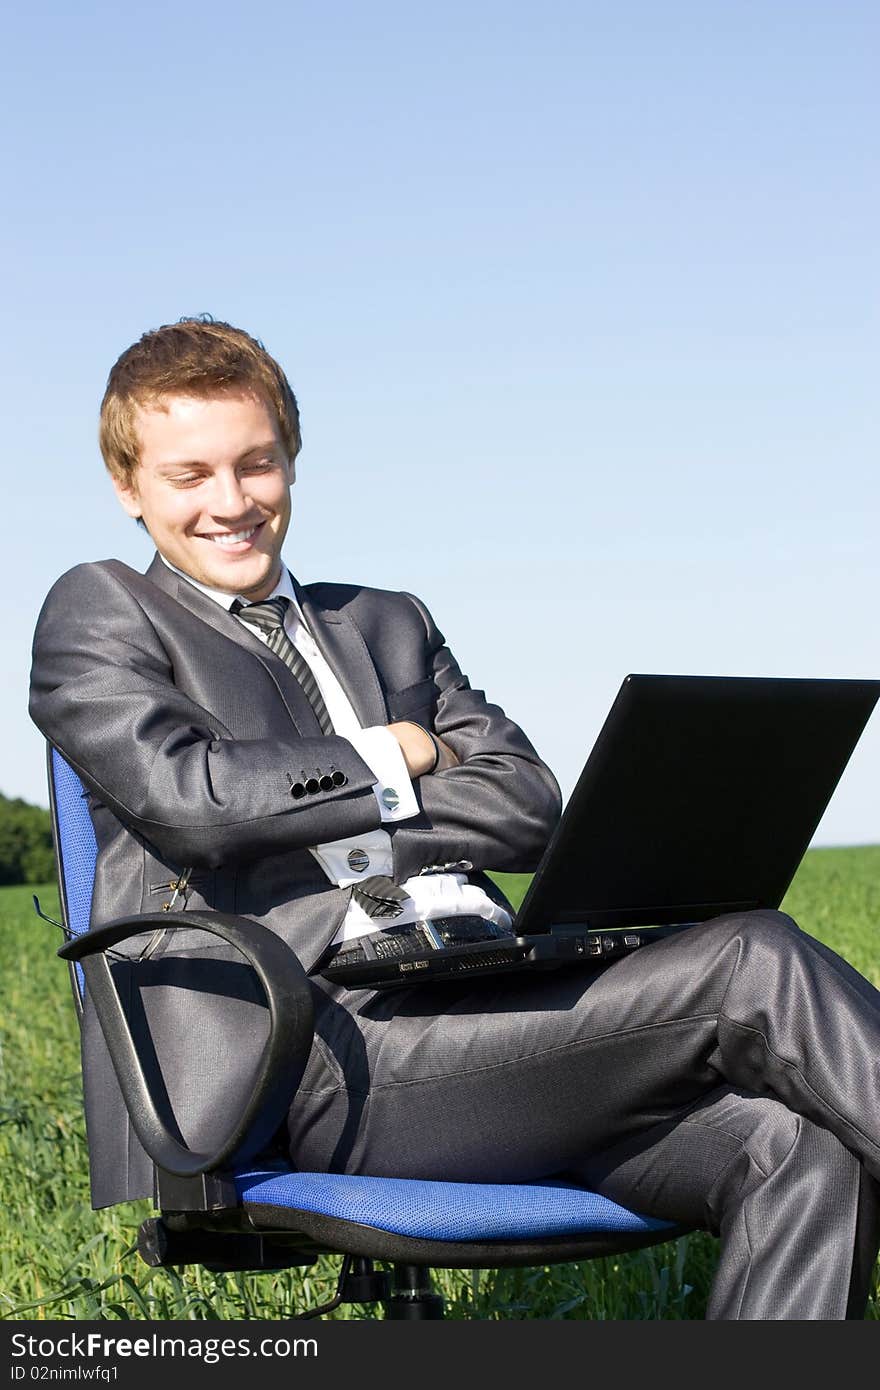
left=1, top=848, right=878, bottom=1320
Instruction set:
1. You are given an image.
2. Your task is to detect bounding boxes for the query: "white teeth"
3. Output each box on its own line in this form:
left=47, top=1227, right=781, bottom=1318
left=210, top=528, right=257, bottom=546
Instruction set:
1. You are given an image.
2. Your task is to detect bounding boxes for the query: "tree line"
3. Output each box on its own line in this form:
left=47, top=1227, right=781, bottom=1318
left=0, top=792, right=55, bottom=884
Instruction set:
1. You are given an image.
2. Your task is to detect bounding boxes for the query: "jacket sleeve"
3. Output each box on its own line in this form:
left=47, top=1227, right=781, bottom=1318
left=388, top=592, right=563, bottom=883
left=28, top=564, right=384, bottom=868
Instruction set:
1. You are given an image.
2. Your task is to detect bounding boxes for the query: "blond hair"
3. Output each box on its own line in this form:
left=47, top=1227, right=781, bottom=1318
left=99, top=315, right=301, bottom=485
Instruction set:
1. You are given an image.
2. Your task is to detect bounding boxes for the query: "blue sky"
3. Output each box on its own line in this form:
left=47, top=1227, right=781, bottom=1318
left=2, top=2, right=877, bottom=846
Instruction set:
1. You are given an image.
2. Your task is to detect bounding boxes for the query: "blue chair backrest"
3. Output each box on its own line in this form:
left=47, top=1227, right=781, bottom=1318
left=49, top=747, right=98, bottom=997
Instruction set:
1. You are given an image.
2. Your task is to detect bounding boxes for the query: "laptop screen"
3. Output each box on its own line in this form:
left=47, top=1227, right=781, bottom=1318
left=516, top=674, right=880, bottom=933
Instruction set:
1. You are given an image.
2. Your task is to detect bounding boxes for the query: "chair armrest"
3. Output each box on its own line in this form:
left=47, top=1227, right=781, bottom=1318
left=58, top=910, right=315, bottom=1179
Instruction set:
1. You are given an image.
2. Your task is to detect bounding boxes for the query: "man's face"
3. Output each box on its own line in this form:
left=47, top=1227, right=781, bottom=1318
left=113, top=390, right=295, bottom=600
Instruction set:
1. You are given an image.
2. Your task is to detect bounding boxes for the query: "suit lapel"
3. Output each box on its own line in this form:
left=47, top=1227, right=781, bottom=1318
left=294, top=580, right=389, bottom=727
left=144, top=554, right=325, bottom=734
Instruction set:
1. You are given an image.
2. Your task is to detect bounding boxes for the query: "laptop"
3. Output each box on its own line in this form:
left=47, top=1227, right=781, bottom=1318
left=320, top=673, right=880, bottom=991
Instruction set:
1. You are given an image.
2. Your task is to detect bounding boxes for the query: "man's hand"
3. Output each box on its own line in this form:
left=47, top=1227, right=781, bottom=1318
left=388, top=721, right=460, bottom=777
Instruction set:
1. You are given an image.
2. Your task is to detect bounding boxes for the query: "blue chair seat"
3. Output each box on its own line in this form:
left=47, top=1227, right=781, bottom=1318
left=234, top=1167, right=668, bottom=1243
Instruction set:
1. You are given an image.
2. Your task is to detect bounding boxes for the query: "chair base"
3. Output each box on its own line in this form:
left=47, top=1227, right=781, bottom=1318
left=139, top=1222, right=446, bottom=1319
left=384, top=1265, right=445, bottom=1319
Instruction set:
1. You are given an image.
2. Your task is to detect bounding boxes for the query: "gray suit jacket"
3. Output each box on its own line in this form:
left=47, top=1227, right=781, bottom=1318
left=29, top=554, right=562, bottom=1206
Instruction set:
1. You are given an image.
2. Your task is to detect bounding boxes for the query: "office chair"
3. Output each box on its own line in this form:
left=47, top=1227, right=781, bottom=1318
left=41, top=745, right=691, bottom=1320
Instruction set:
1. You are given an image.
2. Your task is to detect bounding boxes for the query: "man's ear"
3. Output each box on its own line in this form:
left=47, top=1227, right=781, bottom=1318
left=111, top=472, right=142, bottom=520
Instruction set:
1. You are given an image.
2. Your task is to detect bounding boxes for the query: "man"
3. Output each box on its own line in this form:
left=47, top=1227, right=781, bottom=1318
left=30, top=316, right=880, bottom=1319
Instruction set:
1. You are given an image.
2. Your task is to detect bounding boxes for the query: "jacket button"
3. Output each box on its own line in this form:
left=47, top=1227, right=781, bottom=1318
left=332, top=770, right=347, bottom=786
left=290, top=782, right=306, bottom=799
left=305, top=777, right=320, bottom=795
left=319, top=774, right=334, bottom=791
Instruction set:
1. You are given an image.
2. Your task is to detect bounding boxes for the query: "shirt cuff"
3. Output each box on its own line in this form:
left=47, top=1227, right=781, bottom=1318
left=347, top=725, right=419, bottom=822
left=310, top=832, right=394, bottom=887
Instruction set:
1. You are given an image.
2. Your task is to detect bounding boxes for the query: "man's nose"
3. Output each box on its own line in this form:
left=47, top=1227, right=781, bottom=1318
left=209, top=469, right=251, bottom=517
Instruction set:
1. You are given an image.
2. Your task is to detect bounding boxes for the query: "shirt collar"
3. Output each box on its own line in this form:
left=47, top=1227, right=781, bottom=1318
left=158, top=552, right=308, bottom=626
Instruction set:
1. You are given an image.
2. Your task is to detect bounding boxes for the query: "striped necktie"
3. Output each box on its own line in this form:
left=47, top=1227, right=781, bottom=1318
left=231, top=596, right=334, bottom=735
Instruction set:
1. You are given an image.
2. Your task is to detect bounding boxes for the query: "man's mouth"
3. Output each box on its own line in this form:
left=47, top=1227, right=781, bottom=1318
left=202, top=523, right=264, bottom=548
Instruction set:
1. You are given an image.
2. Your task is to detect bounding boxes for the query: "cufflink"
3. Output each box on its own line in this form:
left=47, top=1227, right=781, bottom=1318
left=347, top=848, right=370, bottom=873
left=382, top=787, right=400, bottom=812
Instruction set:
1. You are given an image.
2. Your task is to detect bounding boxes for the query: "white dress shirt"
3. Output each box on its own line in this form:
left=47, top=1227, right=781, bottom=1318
left=160, top=557, right=511, bottom=941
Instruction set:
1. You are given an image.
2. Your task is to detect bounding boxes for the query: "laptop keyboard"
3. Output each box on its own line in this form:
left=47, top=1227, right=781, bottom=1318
left=331, top=915, right=514, bottom=967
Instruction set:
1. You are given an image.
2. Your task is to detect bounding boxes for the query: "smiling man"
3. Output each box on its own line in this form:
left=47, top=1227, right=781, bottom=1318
left=29, top=315, right=880, bottom=1320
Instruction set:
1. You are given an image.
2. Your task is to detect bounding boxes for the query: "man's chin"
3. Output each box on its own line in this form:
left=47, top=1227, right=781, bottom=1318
left=206, top=557, right=282, bottom=600
left=168, top=548, right=281, bottom=599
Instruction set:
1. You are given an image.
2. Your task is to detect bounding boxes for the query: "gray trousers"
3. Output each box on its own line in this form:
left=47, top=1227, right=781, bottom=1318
left=288, top=910, right=880, bottom=1319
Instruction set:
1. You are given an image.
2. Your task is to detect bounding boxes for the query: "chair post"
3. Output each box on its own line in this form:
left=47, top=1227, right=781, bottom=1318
left=383, top=1264, right=445, bottom=1319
